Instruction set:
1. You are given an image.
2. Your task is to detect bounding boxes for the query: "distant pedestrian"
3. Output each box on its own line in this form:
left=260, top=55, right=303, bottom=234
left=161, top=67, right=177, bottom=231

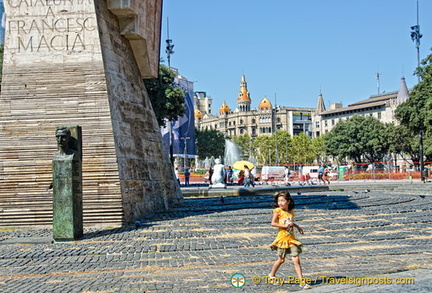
left=323, top=166, right=330, bottom=185
left=243, top=165, right=254, bottom=187
left=269, top=192, right=311, bottom=289
left=184, top=168, right=190, bottom=186
left=318, top=165, right=326, bottom=185
left=208, top=167, right=213, bottom=184
left=284, top=166, right=291, bottom=186
left=237, top=170, right=245, bottom=185
left=226, top=166, right=234, bottom=185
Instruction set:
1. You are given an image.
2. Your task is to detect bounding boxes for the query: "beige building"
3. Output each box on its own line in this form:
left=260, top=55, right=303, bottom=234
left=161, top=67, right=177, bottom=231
left=195, top=75, right=314, bottom=138
left=194, top=91, right=213, bottom=116
left=312, top=77, right=410, bottom=137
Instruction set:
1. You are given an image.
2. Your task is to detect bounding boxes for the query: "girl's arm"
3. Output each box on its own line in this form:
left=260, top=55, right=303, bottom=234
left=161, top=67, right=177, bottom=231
left=293, top=223, right=304, bottom=234
left=271, top=212, right=290, bottom=229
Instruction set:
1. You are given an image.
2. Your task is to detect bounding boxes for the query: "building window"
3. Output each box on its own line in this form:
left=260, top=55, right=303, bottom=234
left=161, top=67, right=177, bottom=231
left=332, top=119, right=335, bottom=126
left=325, top=121, right=328, bottom=127
left=240, top=119, right=243, bottom=124
left=240, top=129, right=244, bottom=134
left=378, top=112, right=382, bottom=119
left=252, top=118, right=256, bottom=124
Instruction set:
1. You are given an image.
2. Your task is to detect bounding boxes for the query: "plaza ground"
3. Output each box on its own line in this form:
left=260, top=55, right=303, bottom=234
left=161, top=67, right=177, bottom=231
left=0, top=180, right=431, bottom=292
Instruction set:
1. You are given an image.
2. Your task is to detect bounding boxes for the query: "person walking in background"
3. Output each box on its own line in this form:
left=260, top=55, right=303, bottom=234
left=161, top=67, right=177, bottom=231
left=184, top=168, right=190, bottom=186
left=226, top=166, right=234, bottom=185
left=318, top=165, right=326, bottom=185
left=208, top=167, right=213, bottom=185
left=237, top=170, right=245, bottom=185
left=269, top=192, right=311, bottom=289
left=284, top=165, right=291, bottom=186
left=243, top=165, right=251, bottom=187
left=323, top=166, right=330, bottom=185
left=249, top=167, right=256, bottom=187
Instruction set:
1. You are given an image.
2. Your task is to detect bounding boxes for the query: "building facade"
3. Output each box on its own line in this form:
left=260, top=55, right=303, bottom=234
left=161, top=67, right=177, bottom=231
left=195, top=75, right=314, bottom=138
left=312, top=77, right=410, bottom=137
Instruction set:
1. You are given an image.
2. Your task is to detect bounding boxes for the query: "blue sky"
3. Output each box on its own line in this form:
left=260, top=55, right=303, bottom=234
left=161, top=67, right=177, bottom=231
left=161, top=0, right=432, bottom=111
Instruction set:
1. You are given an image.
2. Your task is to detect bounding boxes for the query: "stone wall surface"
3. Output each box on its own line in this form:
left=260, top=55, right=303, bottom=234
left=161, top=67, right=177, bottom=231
left=0, top=0, right=182, bottom=227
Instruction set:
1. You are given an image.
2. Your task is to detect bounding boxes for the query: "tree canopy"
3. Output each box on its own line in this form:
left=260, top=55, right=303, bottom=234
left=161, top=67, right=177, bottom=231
left=395, top=52, right=432, bottom=161
left=195, top=129, right=225, bottom=159
left=144, top=64, right=186, bottom=126
left=324, top=115, right=390, bottom=164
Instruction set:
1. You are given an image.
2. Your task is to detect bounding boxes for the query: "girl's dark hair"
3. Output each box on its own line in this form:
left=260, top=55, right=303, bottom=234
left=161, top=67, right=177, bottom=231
left=273, top=192, right=295, bottom=210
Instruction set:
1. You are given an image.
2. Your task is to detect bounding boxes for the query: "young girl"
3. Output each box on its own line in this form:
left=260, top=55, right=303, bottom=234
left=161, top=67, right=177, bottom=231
left=269, top=192, right=311, bottom=289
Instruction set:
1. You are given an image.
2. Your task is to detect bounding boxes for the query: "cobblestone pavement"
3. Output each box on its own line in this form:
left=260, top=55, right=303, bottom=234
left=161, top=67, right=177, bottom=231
left=1, top=189, right=431, bottom=292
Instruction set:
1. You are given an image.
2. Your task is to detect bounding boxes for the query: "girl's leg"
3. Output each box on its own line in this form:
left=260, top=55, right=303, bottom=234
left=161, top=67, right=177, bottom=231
left=292, top=256, right=303, bottom=279
left=269, top=256, right=285, bottom=277
left=293, top=256, right=311, bottom=289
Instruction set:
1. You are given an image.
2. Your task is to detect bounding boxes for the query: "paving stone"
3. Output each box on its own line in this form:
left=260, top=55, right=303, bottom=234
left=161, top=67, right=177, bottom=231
left=1, top=183, right=431, bottom=292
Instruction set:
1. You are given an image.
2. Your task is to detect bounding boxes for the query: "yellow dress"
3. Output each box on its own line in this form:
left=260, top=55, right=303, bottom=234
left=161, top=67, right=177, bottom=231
left=271, top=207, right=302, bottom=249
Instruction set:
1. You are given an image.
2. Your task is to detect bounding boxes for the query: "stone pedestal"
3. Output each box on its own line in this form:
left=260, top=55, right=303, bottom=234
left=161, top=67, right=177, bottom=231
left=52, top=152, right=83, bottom=241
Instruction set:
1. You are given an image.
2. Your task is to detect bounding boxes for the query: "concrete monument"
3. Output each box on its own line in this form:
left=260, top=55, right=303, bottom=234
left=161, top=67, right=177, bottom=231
left=0, top=1, right=182, bottom=227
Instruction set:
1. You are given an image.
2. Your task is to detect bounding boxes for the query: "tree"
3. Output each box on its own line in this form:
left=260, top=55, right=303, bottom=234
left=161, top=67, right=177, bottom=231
left=195, top=129, right=225, bottom=159
left=312, top=134, right=327, bottom=163
left=231, top=134, right=252, bottom=158
left=290, top=133, right=315, bottom=165
left=253, top=135, right=273, bottom=165
left=395, top=52, right=432, bottom=161
left=386, top=124, right=420, bottom=164
left=324, top=115, right=390, bottom=164
left=273, top=130, right=292, bottom=165
left=143, top=64, right=186, bottom=126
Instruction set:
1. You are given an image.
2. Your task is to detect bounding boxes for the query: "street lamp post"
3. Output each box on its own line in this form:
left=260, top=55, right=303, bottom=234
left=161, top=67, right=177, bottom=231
left=410, top=0, right=425, bottom=182
left=165, top=18, right=175, bottom=165
left=181, top=137, right=190, bottom=170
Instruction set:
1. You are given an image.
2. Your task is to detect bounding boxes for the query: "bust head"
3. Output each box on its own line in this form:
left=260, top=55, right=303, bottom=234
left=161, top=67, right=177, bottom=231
left=56, top=126, right=71, bottom=154
left=215, top=158, right=221, bottom=165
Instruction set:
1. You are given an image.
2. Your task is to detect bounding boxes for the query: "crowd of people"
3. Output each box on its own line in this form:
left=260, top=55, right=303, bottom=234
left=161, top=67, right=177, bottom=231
left=175, top=164, right=335, bottom=187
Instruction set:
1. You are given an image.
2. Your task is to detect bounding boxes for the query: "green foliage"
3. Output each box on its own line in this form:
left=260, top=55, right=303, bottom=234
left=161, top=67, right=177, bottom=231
left=386, top=124, right=420, bottom=163
left=144, top=64, right=186, bottom=126
left=251, top=131, right=292, bottom=165
left=231, top=134, right=252, bottom=158
left=312, top=134, right=327, bottom=163
left=195, top=129, right=225, bottom=159
left=274, top=131, right=292, bottom=164
left=395, top=52, right=432, bottom=161
left=252, top=135, right=272, bottom=165
left=324, top=115, right=390, bottom=163
left=290, top=133, right=315, bottom=165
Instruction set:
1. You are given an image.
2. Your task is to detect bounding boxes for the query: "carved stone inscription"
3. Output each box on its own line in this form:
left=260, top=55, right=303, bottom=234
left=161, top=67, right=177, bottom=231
left=6, top=0, right=96, bottom=52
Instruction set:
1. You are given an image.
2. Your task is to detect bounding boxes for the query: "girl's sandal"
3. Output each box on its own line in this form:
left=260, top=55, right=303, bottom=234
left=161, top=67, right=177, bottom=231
left=300, top=283, right=312, bottom=289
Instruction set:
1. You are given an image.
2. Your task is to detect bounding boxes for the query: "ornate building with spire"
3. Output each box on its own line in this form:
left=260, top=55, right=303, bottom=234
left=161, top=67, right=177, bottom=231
left=195, top=75, right=314, bottom=138
left=312, top=77, right=410, bottom=137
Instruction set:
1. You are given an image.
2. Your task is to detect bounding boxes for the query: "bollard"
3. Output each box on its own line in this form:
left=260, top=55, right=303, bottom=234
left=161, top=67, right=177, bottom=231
left=52, top=126, right=83, bottom=241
